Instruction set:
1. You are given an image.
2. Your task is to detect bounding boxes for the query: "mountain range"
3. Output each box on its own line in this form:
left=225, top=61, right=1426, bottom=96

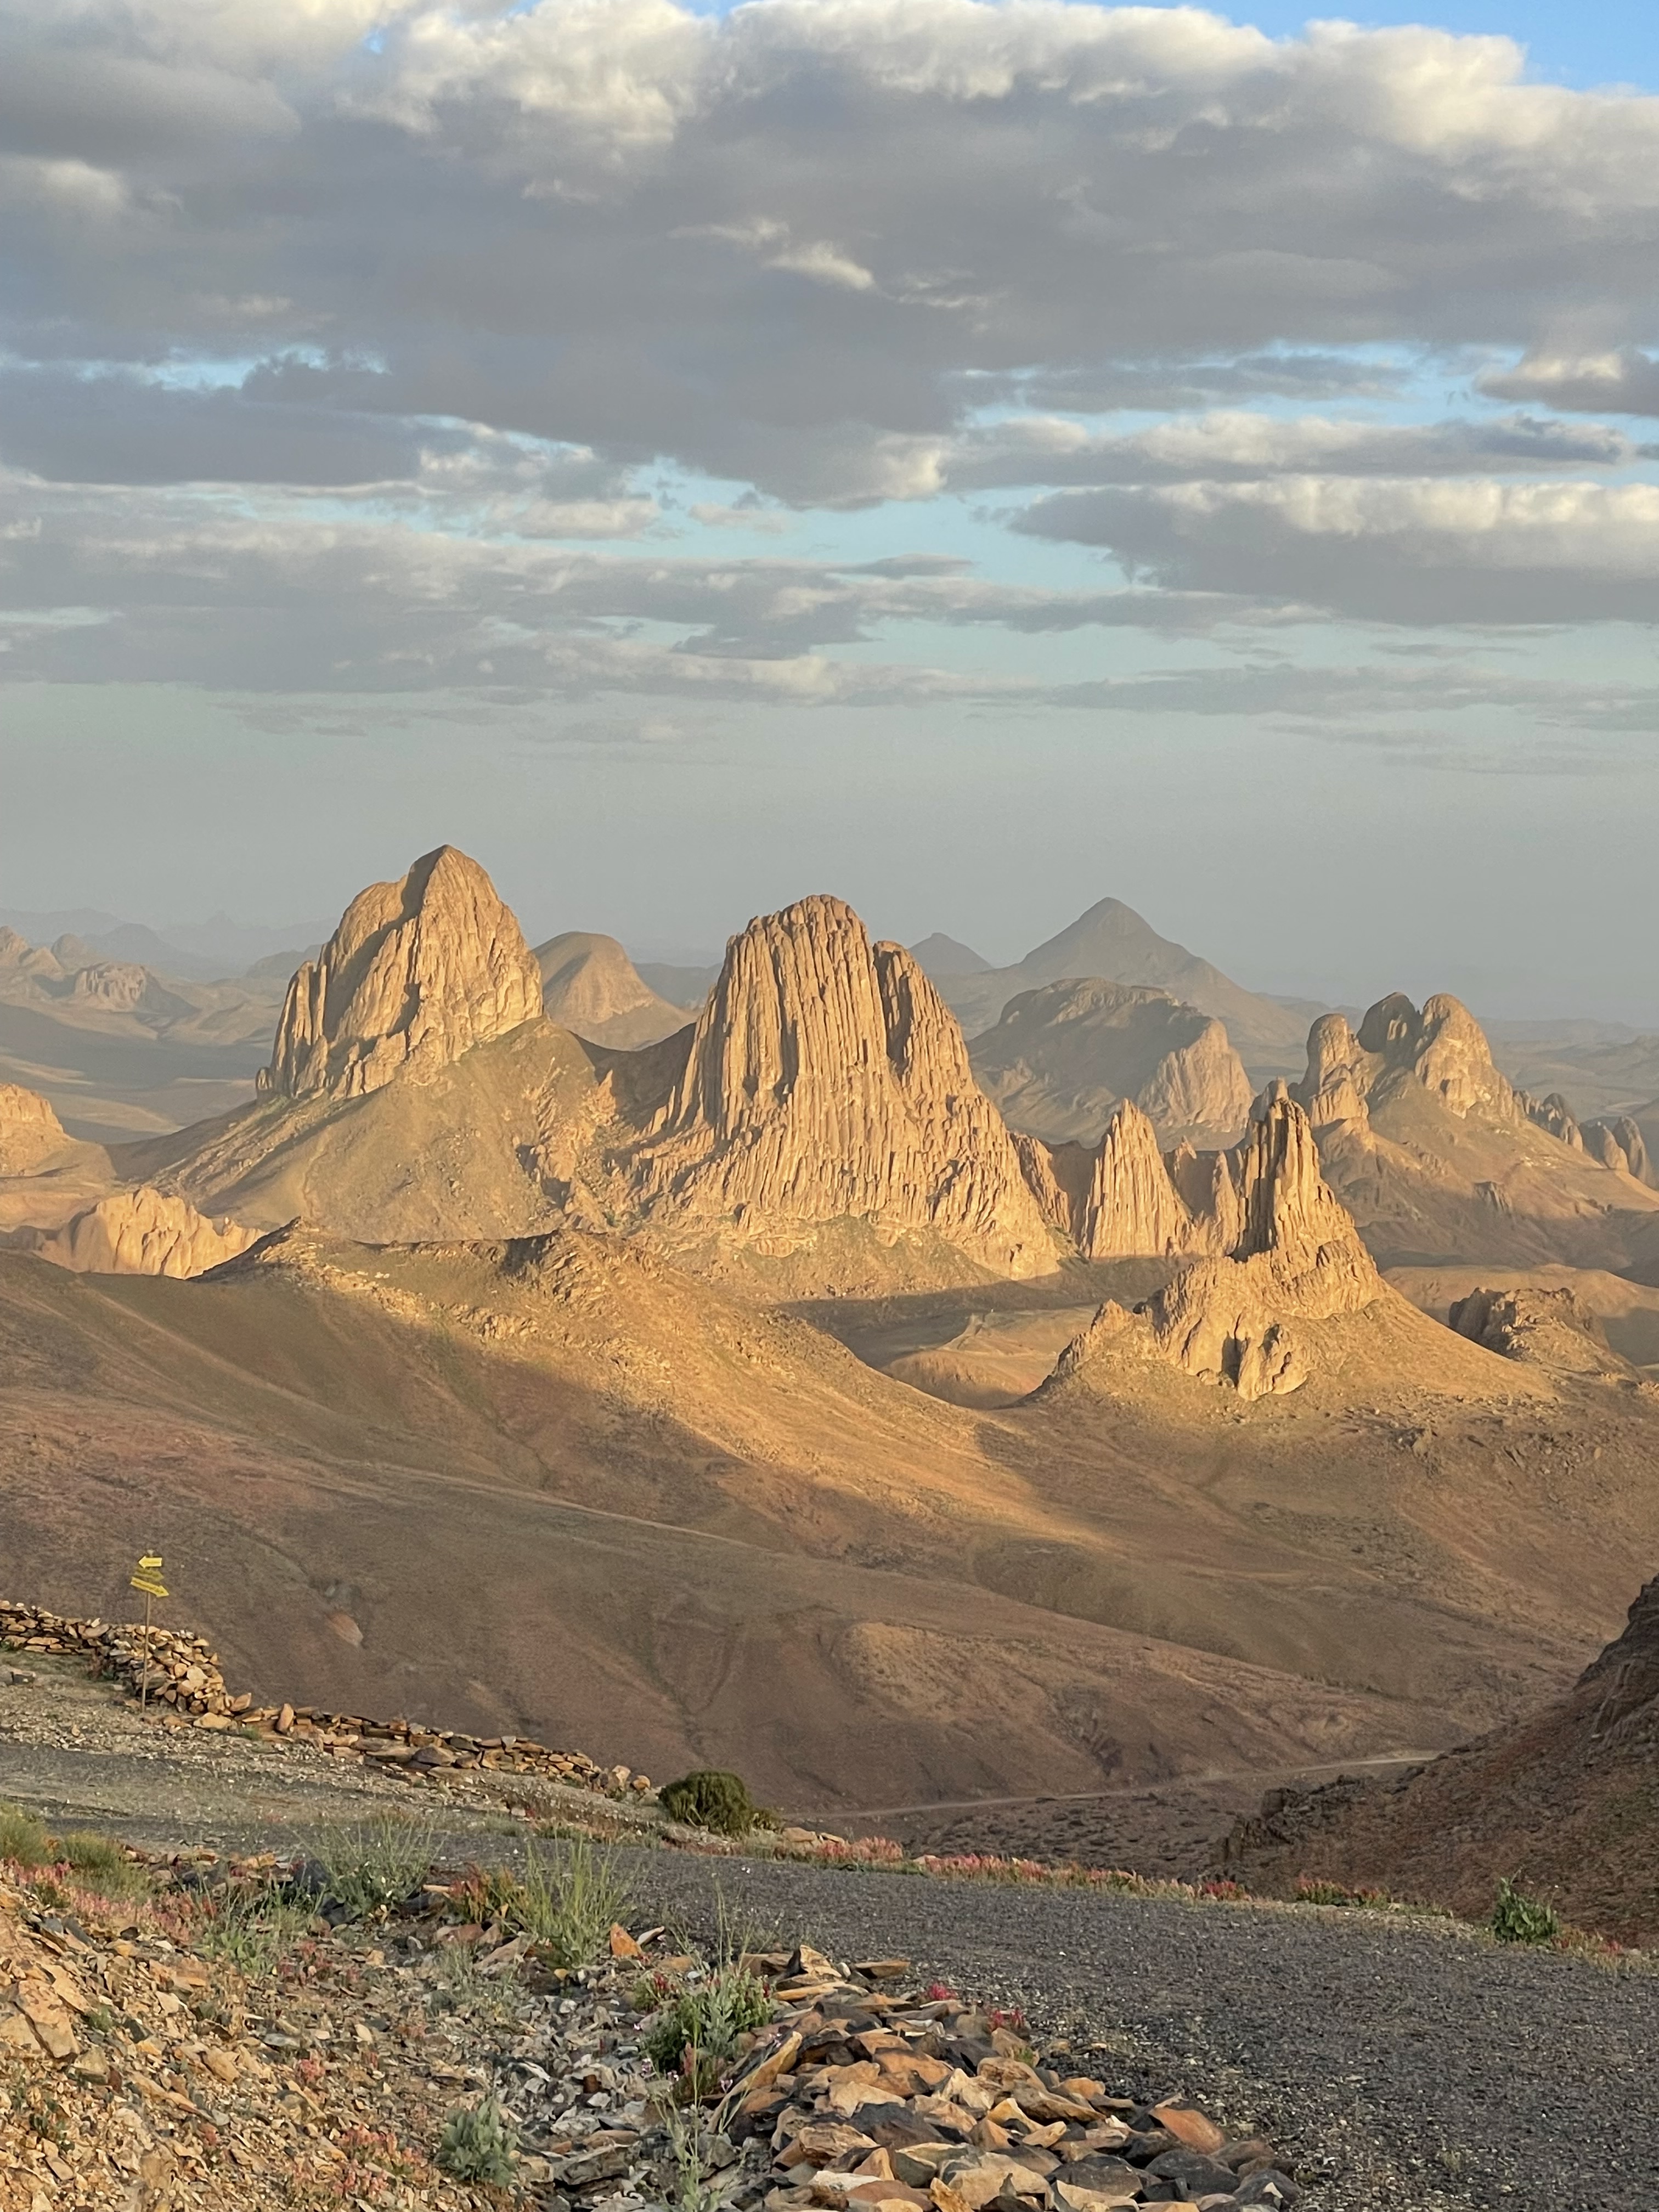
left=2, top=844, right=1657, bottom=1908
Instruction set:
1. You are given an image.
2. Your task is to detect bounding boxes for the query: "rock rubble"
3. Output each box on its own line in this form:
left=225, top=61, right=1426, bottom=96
left=0, top=1603, right=652, bottom=1808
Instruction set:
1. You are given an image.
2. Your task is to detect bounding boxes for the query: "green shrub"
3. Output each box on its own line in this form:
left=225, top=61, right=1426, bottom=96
left=659, top=1771, right=774, bottom=1837
left=437, top=2095, right=517, bottom=2185
left=0, top=1803, right=53, bottom=1870
left=316, top=1814, right=436, bottom=1920
left=1491, top=1876, right=1559, bottom=1944
left=643, top=1964, right=771, bottom=2081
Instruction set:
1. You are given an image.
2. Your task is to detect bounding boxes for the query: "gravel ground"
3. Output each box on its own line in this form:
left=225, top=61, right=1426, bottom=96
left=6, top=1667, right=1656, bottom=2212
left=618, top=1849, right=1657, bottom=2212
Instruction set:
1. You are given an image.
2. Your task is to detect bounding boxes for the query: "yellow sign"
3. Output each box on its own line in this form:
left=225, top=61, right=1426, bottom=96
left=131, top=1575, right=168, bottom=1600
left=139, top=1554, right=163, bottom=1570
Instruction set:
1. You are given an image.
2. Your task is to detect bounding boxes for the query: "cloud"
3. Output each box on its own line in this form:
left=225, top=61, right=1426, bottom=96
left=0, top=481, right=1240, bottom=695
left=1480, top=349, right=1659, bottom=418
left=8, top=3, right=1659, bottom=498
left=1019, top=476, right=1659, bottom=624
left=947, top=410, right=1637, bottom=490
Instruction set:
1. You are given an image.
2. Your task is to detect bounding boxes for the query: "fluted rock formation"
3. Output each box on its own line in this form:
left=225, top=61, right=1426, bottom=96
left=1049, top=1097, right=1381, bottom=1400
left=0, top=1084, right=69, bottom=1175
left=535, top=932, right=690, bottom=1049
left=261, top=847, right=543, bottom=1101
left=29, top=1188, right=258, bottom=1278
left=71, top=960, right=148, bottom=1009
left=967, top=977, right=1252, bottom=1148
left=627, top=895, right=1056, bottom=1275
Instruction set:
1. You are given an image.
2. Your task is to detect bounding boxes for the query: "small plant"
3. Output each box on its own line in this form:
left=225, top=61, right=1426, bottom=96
left=436, top=2094, right=517, bottom=2185
left=0, top=1802, right=53, bottom=1870
left=425, top=1939, right=521, bottom=2023
left=316, top=1813, right=436, bottom=1920
left=659, top=1770, right=774, bottom=1837
left=57, top=1830, right=148, bottom=1901
left=643, top=1963, right=771, bottom=2083
left=1491, top=1876, right=1560, bottom=1944
left=512, top=1835, right=631, bottom=1967
left=195, top=1883, right=311, bottom=1975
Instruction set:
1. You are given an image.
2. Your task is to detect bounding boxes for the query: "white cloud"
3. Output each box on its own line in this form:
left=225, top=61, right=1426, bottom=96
left=1020, top=476, right=1659, bottom=622
left=8, top=2, right=1659, bottom=497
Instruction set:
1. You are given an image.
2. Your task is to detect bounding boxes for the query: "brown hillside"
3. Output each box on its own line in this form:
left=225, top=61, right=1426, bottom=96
left=1215, top=1573, right=1659, bottom=1943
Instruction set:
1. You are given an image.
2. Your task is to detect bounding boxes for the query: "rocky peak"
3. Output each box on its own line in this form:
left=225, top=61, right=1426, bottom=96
left=629, top=895, right=1056, bottom=1274
left=0, top=1082, right=69, bottom=1175
left=27, top=1188, right=258, bottom=1279
left=1078, top=1100, right=1234, bottom=1259
left=1299, top=991, right=1521, bottom=1128
left=261, top=846, right=543, bottom=1102
left=1048, top=1097, right=1381, bottom=1400
left=535, top=931, right=688, bottom=1049
left=1582, top=1116, right=1656, bottom=1187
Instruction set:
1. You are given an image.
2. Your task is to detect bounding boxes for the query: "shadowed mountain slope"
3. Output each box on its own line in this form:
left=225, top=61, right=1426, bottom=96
left=967, top=978, right=1254, bottom=1148
left=6, top=1223, right=1658, bottom=1814
left=1216, top=1572, right=1659, bottom=1943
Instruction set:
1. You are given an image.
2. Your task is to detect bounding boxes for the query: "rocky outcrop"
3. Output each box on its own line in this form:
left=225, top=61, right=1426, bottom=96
left=261, top=846, right=543, bottom=1101
left=27, top=1187, right=259, bottom=1278
left=1304, top=994, right=1526, bottom=1132
left=967, top=977, right=1253, bottom=1148
left=1520, top=1090, right=1583, bottom=1147
left=1582, top=1115, right=1657, bottom=1186
left=626, top=895, right=1056, bottom=1274
left=1048, top=1097, right=1383, bottom=1400
left=1448, top=1284, right=1630, bottom=1376
left=535, top=931, right=690, bottom=1049
left=0, top=1084, right=69, bottom=1175
left=70, top=959, right=149, bottom=1009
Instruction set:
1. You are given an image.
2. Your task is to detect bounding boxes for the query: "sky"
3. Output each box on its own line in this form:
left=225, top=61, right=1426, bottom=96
left=4, top=1, right=1659, bottom=1020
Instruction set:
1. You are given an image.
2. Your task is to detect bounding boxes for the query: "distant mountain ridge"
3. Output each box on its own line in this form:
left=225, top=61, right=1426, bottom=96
left=915, top=896, right=1313, bottom=1077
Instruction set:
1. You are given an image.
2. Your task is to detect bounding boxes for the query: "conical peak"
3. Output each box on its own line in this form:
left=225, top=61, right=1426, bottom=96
left=262, top=844, right=542, bottom=1102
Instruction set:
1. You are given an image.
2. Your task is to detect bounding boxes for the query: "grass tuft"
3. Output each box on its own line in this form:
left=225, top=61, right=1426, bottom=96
left=1491, top=1876, right=1560, bottom=1944
left=316, top=1813, right=437, bottom=1920
left=194, top=1884, right=312, bottom=1975
left=0, top=1802, right=53, bottom=1871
